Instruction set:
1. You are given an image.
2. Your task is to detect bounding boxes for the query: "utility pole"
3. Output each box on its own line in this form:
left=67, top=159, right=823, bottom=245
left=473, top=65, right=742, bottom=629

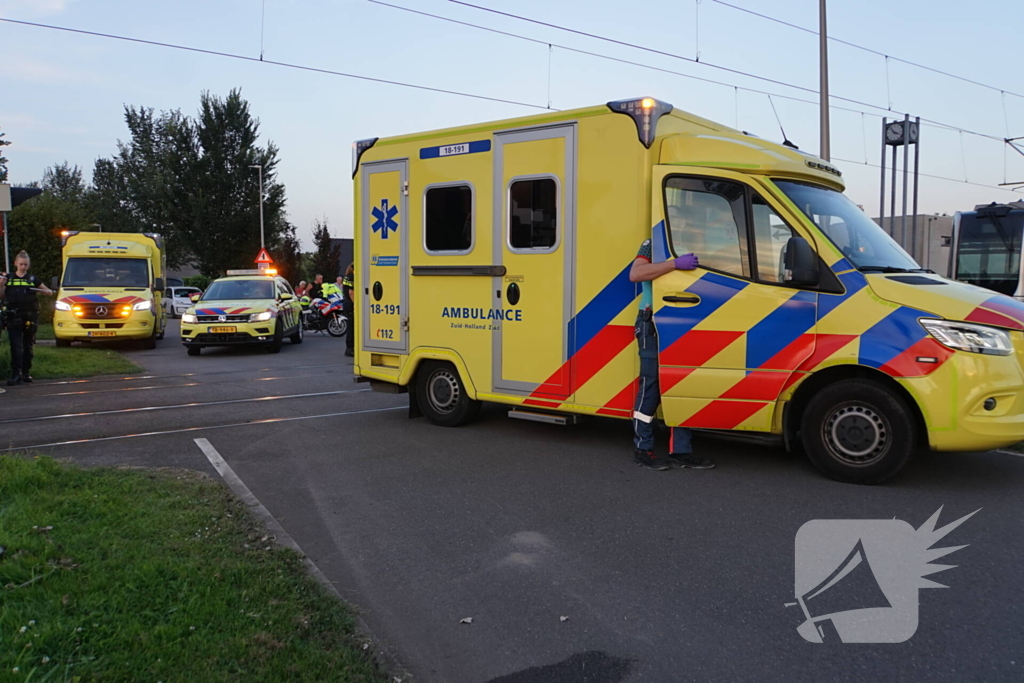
left=250, top=165, right=265, bottom=250
left=819, top=0, right=830, bottom=161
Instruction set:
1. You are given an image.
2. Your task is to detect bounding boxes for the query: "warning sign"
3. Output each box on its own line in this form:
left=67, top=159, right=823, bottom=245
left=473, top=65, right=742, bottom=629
left=254, top=248, right=273, bottom=265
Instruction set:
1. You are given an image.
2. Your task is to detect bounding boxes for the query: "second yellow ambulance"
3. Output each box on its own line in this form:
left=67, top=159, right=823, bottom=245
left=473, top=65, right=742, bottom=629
left=352, top=97, right=1024, bottom=483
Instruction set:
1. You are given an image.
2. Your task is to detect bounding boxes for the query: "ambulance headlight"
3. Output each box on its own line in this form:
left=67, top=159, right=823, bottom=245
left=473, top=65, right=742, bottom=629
left=133, top=300, right=152, bottom=311
left=55, top=301, right=72, bottom=311
left=181, top=313, right=198, bottom=324
left=249, top=311, right=273, bottom=322
left=920, top=319, right=1012, bottom=356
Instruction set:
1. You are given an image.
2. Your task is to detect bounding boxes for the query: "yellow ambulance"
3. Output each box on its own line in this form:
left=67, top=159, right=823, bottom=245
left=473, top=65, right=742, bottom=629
left=352, top=97, right=1024, bottom=483
left=53, top=231, right=166, bottom=349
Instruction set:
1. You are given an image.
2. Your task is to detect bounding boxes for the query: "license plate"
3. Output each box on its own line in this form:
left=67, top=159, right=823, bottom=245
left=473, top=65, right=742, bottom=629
left=88, top=331, right=118, bottom=338
left=209, top=326, right=237, bottom=334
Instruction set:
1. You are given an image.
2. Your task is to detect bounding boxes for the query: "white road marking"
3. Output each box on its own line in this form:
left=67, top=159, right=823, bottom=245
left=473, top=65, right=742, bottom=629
left=33, top=362, right=348, bottom=386
left=193, top=437, right=341, bottom=596
left=0, top=388, right=370, bottom=424
left=0, top=405, right=404, bottom=451
left=996, top=449, right=1024, bottom=458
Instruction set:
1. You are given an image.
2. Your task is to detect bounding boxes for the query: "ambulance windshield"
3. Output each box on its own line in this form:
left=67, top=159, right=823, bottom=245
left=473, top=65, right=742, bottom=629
left=63, top=258, right=150, bottom=287
left=775, top=180, right=922, bottom=272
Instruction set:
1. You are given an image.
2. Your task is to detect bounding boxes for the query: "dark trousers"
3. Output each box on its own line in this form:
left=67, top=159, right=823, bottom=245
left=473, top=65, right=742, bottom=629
left=6, top=311, right=37, bottom=376
left=343, top=302, right=354, bottom=351
left=632, top=310, right=693, bottom=454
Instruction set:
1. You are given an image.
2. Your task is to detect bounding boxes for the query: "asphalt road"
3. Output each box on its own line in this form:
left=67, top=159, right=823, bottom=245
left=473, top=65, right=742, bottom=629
left=3, top=320, right=1022, bottom=682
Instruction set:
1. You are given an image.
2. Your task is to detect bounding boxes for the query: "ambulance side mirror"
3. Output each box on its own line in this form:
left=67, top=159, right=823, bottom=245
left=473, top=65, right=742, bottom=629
left=783, top=236, right=819, bottom=287
left=51, top=276, right=59, bottom=290
left=153, top=277, right=165, bottom=292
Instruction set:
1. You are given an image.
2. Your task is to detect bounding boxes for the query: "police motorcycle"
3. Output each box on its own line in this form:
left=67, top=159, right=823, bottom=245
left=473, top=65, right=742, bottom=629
left=301, top=292, right=347, bottom=337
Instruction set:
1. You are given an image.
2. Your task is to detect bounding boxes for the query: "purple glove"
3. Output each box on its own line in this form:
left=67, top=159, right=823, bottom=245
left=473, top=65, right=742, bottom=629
left=674, top=253, right=699, bottom=270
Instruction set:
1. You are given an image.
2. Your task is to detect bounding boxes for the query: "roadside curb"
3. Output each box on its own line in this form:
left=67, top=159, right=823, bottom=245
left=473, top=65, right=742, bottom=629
left=193, top=438, right=415, bottom=682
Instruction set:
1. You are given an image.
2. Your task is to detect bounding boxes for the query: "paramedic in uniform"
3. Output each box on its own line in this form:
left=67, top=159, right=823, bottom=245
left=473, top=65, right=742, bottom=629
left=629, top=240, right=715, bottom=471
left=1, top=251, right=54, bottom=385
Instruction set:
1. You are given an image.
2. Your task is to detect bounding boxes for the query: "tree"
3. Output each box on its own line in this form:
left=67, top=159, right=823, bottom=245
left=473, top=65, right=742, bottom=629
left=90, top=89, right=288, bottom=276
left=7, top=190, right=92, bottom=286
left=42, top=162, right=88, bottom=204
left=0, top=126, right=10, bottom=182
left=273, top=222, right=304, bottom=285
left=310, top=218, right=341, bottom=281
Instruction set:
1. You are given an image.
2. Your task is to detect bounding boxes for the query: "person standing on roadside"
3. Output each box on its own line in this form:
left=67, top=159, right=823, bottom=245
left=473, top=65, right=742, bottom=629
left=1, top=251, right=53, bottom=386
left=628, top=240, right=715, bottom=471
left=342, top=263, right=354, bottom=357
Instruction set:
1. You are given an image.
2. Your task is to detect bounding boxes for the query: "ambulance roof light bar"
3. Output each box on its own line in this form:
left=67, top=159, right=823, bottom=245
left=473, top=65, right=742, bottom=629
left=607, top=97, right=674, bottom=149
left=226, top=269, right=275, bottom=276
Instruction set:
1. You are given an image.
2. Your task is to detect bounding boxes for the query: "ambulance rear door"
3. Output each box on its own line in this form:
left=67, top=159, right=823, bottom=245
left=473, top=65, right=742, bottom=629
left=492, top=124, right=577, bottom=397
left=361, top=159, right=409, bottom=353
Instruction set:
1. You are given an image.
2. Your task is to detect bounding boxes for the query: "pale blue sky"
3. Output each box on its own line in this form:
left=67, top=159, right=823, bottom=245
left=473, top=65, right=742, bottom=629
left=3, top=0, right=1021, bottom=248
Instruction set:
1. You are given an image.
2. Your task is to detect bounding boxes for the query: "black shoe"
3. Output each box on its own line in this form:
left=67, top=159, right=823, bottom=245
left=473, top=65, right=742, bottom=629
left=7, top=373, right=22, bottom=386
left=21, top=374, right=33, bottom=384
left=634, top=449, right=671, bottom=471
left=668, top=454, right=715, bottom=470
left=344, top=348, right=354, bottom=357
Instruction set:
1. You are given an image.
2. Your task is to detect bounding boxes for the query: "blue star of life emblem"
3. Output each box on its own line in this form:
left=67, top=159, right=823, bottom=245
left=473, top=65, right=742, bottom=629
left=371, top=198, right=399, bottom=239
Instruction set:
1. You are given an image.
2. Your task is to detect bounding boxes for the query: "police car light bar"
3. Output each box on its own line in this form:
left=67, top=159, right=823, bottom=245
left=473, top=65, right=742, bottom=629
left=226, top=269, right=270, bottom=276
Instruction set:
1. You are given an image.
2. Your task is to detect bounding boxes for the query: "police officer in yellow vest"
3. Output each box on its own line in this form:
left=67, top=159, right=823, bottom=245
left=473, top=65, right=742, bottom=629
left=1, top=251, right=54, bottom=385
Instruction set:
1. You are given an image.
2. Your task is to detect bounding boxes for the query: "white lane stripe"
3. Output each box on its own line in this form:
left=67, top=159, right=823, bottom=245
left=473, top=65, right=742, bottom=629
left=33, top=362, right=349, bottom=386
left=996, top=449, right=1024, bottom=458
left=0, top=406, right=404, bottom=452
left=32, top=372, right=337, bottom=398
left=0, top=388, right=370, bottom=425
left=193, top=438, right=340, bottom=593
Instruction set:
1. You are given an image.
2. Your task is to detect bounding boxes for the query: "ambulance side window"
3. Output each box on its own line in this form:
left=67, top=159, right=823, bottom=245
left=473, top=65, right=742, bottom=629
left=751, top=194, right=796, bottom=284
left=508, top=177, right=558, bottom=251
left=425, top=184, right=474, bottom=254
left=664, top=177, right=750, bottom=279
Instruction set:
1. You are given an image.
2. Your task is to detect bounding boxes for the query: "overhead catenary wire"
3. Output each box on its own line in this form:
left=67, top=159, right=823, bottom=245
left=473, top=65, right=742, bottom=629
left=373, top=0, right=1005, bottom=146
left=0, top=16, right=553, bottom=111
left=443, top=0, right=1008, bottom=142
left=833, top=156, right=1019, bottom=194
left=710, top=0, right=1024, bottom=102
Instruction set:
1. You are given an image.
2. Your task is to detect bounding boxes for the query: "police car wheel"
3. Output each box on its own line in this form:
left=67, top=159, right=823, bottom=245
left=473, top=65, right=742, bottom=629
left=187, top=346, right=201, bottom=356
left=800, top=379, right=916, bottom=485
left=267, top=324, right=284, bottom=353
left=290, top=321, right=303, bottom=344
left=416, top=361, right=481, bottom=427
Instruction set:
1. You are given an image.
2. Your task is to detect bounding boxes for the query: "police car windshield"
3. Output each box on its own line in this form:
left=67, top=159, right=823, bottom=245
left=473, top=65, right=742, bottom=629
left=202, top=279, right=274, bottom=300
left=774, top=180, right=921, bottom=272
left=63, top=258, right=150, bottom=287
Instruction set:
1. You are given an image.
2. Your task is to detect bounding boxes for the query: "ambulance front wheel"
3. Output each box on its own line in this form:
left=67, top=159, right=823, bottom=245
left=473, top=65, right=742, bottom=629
left=416, top=361, right=481, bottom=427
left=800, top=379, right=917, bottom=485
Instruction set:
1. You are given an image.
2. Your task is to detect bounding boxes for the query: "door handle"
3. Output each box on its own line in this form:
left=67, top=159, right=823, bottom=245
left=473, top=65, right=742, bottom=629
left=662, top=294, right=700, bottom=304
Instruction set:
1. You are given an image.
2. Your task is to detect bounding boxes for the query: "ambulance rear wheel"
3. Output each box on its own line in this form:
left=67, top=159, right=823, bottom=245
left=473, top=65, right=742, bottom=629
left=800, top=379, right=916, bottom=485
left=416, top=361, right=481, bottom=427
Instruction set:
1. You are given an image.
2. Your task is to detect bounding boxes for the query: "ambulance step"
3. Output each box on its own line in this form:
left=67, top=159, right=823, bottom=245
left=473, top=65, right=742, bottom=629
left=508, top=409, right=576, bottom=426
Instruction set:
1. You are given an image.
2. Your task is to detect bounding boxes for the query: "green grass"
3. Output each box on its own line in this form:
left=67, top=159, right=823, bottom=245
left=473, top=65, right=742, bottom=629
left=0, top=457, right=386, bottom=683
left=0, top=341, right=139, bottom=380
left=33, top=325, right=54, bottom=341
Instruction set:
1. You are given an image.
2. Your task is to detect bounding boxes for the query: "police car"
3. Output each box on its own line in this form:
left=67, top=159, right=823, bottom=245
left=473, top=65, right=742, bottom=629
left=180, top=270, right=302, bottom=355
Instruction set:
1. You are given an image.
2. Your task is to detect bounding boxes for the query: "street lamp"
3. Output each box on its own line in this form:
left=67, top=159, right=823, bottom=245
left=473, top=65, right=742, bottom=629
left=249, top=164, right=265, bottom=250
